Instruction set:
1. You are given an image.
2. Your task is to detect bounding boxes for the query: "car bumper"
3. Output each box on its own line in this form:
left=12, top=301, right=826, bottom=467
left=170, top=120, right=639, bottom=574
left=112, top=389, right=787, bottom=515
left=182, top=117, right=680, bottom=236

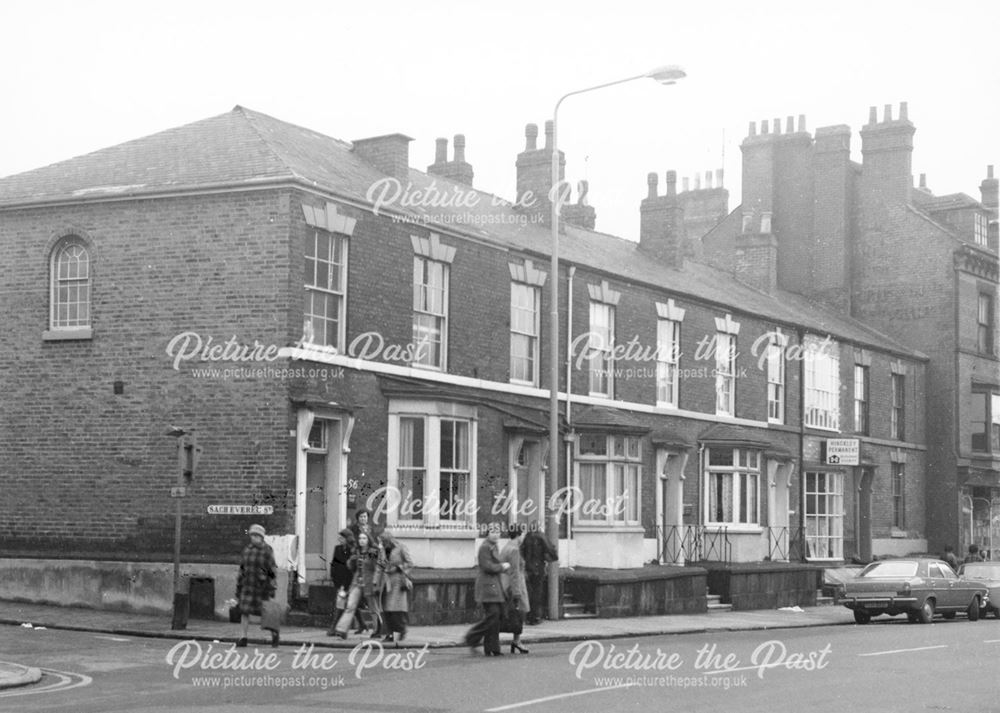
left=842, top=596, right=918, bottom=611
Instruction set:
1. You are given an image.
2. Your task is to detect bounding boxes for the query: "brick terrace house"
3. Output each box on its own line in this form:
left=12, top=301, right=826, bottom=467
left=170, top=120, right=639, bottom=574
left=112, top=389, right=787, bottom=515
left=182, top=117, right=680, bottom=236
left=705, top=104, right=1000, bottom=560
left=0, top=105, right=941, bottom=617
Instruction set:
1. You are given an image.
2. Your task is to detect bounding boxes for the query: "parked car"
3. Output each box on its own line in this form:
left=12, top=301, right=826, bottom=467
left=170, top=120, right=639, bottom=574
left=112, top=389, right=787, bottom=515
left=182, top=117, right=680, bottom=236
left=841, top=558, right=989, bottom=624
left=957, top=561, right=1000, bottom=619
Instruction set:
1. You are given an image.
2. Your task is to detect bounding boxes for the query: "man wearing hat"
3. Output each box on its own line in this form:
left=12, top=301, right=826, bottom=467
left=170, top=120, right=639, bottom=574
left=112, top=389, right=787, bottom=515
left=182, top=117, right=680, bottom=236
left=236, top=523, right=277, bottom=647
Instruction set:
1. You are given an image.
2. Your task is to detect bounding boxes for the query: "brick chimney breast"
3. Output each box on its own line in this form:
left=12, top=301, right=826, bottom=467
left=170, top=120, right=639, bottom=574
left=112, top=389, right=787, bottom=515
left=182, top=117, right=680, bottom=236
left=516, top=121, right=564, bottom=226
left=427, top=133, right=475, bottom=186
left=860, top=101, right=915, bottom=203
left=352, top=133, right=414, bottom=183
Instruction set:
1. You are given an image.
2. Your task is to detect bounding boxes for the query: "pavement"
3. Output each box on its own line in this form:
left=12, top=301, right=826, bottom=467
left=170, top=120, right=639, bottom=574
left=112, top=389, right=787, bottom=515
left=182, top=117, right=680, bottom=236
left=0, top=598, right=852, bottom=688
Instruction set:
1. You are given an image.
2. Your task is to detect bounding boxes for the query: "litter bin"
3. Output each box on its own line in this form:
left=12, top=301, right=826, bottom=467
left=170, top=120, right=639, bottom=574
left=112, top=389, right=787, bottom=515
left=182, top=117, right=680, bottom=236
left=188, top=577, right=216, bottom=620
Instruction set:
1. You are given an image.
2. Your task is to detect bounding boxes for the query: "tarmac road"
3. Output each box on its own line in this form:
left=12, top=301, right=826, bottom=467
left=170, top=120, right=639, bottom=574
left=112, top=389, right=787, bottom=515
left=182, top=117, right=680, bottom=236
left=2, top=615, right=999, bottom=712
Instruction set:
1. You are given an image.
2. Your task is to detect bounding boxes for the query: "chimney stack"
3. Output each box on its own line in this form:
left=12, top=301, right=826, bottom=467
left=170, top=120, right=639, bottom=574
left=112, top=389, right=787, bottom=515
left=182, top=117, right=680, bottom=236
left=640, top=170, right=685, bottom=267
left=427, top=133, right=475, bottom=186
left=562, top=180, right=597, bottom=230
left=516, top=121, right=564, bottom=226
left=352, top=133, right=414, bottom=183
left=980, top=164, right=998, bottom=212
left=860, top=101, right=915, bottom=204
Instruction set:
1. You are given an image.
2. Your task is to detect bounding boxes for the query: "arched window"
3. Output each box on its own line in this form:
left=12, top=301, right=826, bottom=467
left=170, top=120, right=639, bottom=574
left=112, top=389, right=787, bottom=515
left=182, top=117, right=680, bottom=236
left=50, top=238, right=91, bottom=329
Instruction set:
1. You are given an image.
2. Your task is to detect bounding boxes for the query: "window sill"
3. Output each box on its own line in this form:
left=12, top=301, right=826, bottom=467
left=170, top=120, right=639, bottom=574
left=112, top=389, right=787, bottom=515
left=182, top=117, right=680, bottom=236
left=43, top=327, right=93, bottom=341
left=573, top=523, right=645, bottom=533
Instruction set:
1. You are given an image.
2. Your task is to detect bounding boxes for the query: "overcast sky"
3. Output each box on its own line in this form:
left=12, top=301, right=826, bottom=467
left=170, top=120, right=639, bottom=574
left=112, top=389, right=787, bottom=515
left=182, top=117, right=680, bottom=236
left=2, top=0, right=998, bottom=240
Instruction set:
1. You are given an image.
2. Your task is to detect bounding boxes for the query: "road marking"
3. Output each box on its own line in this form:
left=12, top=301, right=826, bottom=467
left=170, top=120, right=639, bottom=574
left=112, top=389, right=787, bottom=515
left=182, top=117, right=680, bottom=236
left=484, top=683, right=635, bottom=711
left=984, top=639, right=1000, bottom=643
left=858, top=645, right=948, bottom=657
left=92, top=635, right=132, bottom=642
left=0, top=668, right=92, bottom=698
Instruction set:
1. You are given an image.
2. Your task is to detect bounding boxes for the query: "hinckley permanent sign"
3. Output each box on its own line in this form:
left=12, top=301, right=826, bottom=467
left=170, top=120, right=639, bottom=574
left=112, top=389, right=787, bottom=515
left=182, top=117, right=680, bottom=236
left=825, top=439, right=860, bottom=465
left=207, top=505, right=274, bottom=515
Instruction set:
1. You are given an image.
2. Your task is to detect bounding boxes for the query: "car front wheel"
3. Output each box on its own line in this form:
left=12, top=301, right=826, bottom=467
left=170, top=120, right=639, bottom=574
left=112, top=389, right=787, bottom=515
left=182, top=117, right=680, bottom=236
left=918, top=598, right=935, bottom=624
left=854, top=610, right=872, bottom=625
left=968, top=596, right=981, bottom=622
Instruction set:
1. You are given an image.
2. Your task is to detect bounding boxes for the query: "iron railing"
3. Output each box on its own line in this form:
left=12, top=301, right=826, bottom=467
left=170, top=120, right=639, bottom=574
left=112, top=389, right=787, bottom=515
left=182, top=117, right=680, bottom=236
left=655, top=524, right=732, bottom=564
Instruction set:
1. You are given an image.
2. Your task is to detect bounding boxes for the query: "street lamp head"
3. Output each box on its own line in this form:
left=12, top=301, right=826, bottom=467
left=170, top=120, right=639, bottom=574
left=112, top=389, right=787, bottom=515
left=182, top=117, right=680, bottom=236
left=646, top=65, right=686, bottom=85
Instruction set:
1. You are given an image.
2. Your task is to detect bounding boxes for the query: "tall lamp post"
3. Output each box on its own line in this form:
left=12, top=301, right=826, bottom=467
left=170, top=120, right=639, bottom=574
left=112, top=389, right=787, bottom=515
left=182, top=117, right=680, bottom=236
left=547, top=65, right=686, bottom=621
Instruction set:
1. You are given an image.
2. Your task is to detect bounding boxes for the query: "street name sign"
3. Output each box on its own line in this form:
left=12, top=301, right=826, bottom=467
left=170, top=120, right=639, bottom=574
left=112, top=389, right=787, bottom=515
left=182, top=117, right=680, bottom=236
left=207, top=505, right=274, bottom=515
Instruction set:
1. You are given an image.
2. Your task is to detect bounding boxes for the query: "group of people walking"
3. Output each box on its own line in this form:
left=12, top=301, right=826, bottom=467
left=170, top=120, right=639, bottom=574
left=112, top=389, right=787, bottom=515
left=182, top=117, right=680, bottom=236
left=327, top=508, right=414, bottom=645
left=233, top=513, right=557, bottom=654
left=464, top=522, right=558, bottom=657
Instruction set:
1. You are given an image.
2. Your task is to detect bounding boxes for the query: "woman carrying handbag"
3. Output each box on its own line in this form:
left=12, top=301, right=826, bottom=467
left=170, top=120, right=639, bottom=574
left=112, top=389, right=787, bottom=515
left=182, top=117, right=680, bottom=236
left=500, top=524, right=530, bottom=654
left=381, top=531, right=413, bottom=645
left=235, top=523, right=279, bottom=648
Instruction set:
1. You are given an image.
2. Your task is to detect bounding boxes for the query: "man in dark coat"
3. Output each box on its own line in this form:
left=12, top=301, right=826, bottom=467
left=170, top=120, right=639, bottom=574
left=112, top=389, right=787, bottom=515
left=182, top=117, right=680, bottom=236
left=521, top=523, right=558, bottom=624
left=463, top=522, right=510, bottom=656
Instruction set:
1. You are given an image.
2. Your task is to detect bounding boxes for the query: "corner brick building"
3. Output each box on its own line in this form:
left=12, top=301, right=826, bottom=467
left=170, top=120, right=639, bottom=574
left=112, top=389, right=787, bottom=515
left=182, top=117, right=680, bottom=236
left=0, top=101, right=985, bottom=617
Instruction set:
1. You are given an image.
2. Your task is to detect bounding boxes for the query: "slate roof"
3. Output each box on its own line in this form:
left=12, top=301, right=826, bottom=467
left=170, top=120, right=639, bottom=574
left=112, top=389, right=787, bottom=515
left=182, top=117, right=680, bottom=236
left=0, top=106, right=925, bottom=360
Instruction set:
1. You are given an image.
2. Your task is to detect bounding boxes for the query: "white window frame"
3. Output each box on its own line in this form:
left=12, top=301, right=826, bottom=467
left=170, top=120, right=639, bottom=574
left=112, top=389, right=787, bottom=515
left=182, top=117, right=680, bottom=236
left=50, top=238, right=91, bottom=330
left=766, top=331, right=785, bottom=424
left=588, top=301, right=615, bottom=398
left=804, top=471, right=844, bottom=560
left=703, top=447, right=760, bottom=527
left=412, top=256, right=449, bottom=370
left=854, top=364, right=870, bottom=435
left=510, top=282, right=540, bottom=386
left=574, top=434, right=642, bottom=527
left=656, top=318, right=680, bottom=408
left=386, top=401, right=477, bottom=529
left=715, top=332, right=737, bottom=417
left=804, top=335, right=840, bottom=431
left=303, top=228, right=348, bottom=349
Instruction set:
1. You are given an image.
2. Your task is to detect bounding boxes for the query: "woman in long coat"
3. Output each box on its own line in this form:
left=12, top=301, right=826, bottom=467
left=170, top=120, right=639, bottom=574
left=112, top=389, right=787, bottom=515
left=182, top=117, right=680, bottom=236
left=500, top=524, right=530, bottom=654
left=236, top=523, right=277, bottom=647
left=381, top=531, right=413, bottom=644
left=463, top=522, right=510, bottom=656
left=331, top=531, right=385, bottom=638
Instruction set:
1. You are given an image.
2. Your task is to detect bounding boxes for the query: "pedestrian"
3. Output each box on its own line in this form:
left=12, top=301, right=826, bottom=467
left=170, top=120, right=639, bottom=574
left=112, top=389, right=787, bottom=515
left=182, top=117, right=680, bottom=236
left=235, top=523, right=278, bottom=648
left=463, top=522, right=510, bottom=657
left=520, top=522, right=558, bottom=624
left=327, top=528, right=355, bottom=636
left=381, top=531, right=414, bottom=646
left=942, top=545, right=960, bottom=571
left=965, top=544, right=986, bottom=563
left=351, top=507, right=374, bottom=544
left=330, top=531, right=385, bottom=639
left=500, top=523, right=530, bottom=654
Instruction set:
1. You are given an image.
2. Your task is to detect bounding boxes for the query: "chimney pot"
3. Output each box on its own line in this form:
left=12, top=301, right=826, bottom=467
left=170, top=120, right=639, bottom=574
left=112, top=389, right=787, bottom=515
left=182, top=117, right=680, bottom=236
left=525, top=123, right=538, bottom=151
left=798, top=114, right=806, bottom=132
left=773, top=118, right=782, bottom=135
left=868, top=106, right=878, bottom=124
left=706, top=171, right=713, bottom=189
left=899, top=102, right=908, bottom=121
left=883, top=104, right=893, bottom=122
left=761, top=119, right=770, bottom=135
left=453, top=134, right=466, bottom=162
left=919, top=173, right=926, bottom=189
left=694, top=174, right=702, bottom=190
left=749, top=121, right=757, bottom=137
left=989, top=165, right=995, bottom=179
left=786, top=116, right=794, bottom=133
left=682, top=177, right=690, bottom=192
left=715, top=168, right=724, bottom=187
left=544, top=120, right=554, bottom=149
left=647, top=172, right=658, bottom=199
left=434, top=137, right=448, bottom=164
left=666, top=170, right=677, bottom=196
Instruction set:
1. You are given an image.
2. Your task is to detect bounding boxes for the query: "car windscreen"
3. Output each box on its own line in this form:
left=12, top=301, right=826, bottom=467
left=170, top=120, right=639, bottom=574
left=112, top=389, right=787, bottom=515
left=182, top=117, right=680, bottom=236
left=860, top=561, right=918, bottom=578
left=961, top=564, right=1000, bottom=580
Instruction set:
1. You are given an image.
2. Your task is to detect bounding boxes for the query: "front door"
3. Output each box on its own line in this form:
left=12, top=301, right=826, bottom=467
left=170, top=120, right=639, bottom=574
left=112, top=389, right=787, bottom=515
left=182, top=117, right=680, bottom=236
left=513, top=440, right=543, bottom=528
left=304, top=418, right=341, bottom=582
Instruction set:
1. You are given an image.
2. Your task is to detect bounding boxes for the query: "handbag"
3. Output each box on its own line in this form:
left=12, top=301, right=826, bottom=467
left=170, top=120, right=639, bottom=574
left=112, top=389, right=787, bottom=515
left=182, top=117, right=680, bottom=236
left=498, top=595, right=523, bottom=635
left=335, top=587, right=347, bottom=611
left=260, top=599, right=285, bottom=633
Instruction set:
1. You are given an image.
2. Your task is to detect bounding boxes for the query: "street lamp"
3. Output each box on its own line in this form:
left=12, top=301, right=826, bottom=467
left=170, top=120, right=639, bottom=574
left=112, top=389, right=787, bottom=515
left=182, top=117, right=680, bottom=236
left=546, top=65, right=686, bottom=621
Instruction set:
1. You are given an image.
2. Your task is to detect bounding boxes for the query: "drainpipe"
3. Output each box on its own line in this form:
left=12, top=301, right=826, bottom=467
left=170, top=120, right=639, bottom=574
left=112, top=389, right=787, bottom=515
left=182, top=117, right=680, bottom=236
left=797, top=327, right=806, bottom=562
left=565, top=266, right=576, bottom=548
